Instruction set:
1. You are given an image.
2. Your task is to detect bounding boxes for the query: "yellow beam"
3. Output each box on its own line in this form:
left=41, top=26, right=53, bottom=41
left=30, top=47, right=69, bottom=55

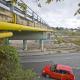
left=0, top=21, right=53, bottom=32
left=0, top=32, right=13, bottom=38
left=12, top=0, right=17, bottom=24
left=13, top=13, right=16, bottom=24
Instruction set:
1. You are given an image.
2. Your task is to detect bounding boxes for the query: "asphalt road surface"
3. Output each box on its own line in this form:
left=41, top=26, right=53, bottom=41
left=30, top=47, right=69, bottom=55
left=20, top=52, right=80, bottom=80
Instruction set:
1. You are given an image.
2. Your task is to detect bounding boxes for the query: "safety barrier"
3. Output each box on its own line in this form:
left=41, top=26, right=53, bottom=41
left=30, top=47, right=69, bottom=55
left=0, top=0, right=51, bottom=29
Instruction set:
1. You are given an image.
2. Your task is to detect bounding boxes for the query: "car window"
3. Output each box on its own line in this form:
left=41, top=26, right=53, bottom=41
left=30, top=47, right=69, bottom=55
left=60, top=70, right=69, bottom=74
left=50, top=64, right=56, bottom=71
left=55, top=70, right=69, bottom=74
left=54, top=70, right=62, bottom=73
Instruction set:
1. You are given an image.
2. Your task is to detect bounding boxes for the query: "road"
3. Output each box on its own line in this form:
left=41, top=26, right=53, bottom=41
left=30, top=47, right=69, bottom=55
left=20, top=52, right=80, bottom=80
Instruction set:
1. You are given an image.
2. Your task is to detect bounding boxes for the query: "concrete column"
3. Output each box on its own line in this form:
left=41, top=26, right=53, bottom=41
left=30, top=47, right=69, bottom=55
left=39, top=40, right=44, bottom=51
left=23, top=40, right=27, bottom=50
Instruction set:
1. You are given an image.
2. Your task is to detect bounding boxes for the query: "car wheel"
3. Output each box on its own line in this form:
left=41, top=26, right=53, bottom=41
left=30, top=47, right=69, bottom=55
left=46, top=74, right=50, bottom=78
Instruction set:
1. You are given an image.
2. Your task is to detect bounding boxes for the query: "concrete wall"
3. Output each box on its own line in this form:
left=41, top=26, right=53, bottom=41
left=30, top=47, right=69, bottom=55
left=0, top=7, right=13, bottom=22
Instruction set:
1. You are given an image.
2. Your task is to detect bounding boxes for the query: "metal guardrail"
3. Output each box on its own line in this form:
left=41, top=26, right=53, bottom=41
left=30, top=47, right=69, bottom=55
left=0, top=0, right=50, bottom=29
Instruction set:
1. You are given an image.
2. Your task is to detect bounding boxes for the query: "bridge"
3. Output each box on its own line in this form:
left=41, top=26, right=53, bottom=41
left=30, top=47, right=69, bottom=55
left=0, top=0, right=53, bottom=50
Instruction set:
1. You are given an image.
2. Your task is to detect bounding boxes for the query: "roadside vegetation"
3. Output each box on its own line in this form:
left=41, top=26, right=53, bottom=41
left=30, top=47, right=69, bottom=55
left=0, top=46, right=37, bottom=80
left=54, top=27, right=80, bottom=47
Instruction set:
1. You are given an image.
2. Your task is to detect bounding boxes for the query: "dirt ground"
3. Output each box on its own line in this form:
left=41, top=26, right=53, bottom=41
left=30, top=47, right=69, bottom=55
left=9, top=40, right=80, bottom=53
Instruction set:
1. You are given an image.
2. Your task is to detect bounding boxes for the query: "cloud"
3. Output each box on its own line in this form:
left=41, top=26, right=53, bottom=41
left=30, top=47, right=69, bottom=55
left=23, top=0, right=80, bottom=28
left=64, top=19, right=80, bottom=28
left=48, top=18, right=80, bottom=28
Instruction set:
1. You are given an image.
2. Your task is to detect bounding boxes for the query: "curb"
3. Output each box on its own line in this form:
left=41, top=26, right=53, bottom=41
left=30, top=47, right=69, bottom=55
left=19, top=49, right=80, bottom=56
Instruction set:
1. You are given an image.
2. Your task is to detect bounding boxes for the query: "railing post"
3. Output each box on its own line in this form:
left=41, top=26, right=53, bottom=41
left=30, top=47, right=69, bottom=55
left=37, top=15, right=38, bottom=22
left=40, top=18, right=41, bottom=27
left=13, top=13, right=16, bottom=24
left=32, top=12, right=34, bottom=21
left=12, top=0, right=17, bottom=24
left=32, top=12, right=35, bottom=27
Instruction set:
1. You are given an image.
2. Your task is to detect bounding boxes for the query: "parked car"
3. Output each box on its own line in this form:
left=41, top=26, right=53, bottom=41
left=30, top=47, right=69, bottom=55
left=42, top=64, right=75, bottom=80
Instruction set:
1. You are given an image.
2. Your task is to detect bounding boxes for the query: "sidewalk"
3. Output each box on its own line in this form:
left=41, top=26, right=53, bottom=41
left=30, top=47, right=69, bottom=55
left=18, top=49, right=52, bottom=56
left=18, top=48, right=80, bottom=56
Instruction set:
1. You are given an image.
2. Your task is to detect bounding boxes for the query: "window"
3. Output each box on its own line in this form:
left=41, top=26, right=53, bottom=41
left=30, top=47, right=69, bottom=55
left=55, top=70, right=62, bottom=73
left=50, top=64, right=56, bottom=71
left=59, top=70, right=69, bottom=74
left=54, top=70, right=69, bottom=74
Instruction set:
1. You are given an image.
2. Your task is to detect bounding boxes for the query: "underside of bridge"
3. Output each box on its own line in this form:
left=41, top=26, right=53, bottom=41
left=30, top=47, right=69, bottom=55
left=10, top=31, right=50, bottom=40
left=9, top=31, right=51, bottom=51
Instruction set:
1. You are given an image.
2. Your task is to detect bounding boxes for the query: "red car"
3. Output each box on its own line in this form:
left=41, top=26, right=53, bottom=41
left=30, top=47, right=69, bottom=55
left=42, top=64, right=75, bottom=80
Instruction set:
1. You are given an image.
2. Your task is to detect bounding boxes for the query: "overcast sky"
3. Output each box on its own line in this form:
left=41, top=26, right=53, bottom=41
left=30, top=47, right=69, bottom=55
left=23, top=0, right=80, bottom=29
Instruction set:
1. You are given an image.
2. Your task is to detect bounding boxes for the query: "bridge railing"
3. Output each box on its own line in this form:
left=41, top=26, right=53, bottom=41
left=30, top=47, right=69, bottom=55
left=0, top=0, right=51, bottom=30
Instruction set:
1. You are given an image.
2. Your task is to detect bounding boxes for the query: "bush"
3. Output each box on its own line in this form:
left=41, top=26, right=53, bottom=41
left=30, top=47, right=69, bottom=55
left=0, top=46, right=37, bottom=80
left=72, top=40, right=80, bottom=46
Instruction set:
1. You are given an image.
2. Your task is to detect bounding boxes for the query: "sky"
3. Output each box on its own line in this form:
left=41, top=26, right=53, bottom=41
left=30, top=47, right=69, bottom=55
left=22, top=0, right=80, bottom=29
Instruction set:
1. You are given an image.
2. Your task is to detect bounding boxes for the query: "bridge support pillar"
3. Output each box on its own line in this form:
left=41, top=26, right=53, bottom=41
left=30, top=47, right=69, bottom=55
left=23, top=40, right=27, bottom=50
left=39, top=40, right=44, bottom=51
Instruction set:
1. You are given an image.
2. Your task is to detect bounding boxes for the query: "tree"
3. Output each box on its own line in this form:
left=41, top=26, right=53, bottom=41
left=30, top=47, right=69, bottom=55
left=46, top=0, right=63, bottom=3
left=37, top=0, right=80, bottom=16
left=74, top=3, right=80, bottom=16
left=36, top=0, right=63, bottom=7
left=18, top=2, right=27, bottom=12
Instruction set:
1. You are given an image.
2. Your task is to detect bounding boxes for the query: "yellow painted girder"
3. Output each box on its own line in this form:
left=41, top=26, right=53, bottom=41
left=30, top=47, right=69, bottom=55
left=0, top=21, right=53, bottom=32
left=0, top=32, right=13, bottom=38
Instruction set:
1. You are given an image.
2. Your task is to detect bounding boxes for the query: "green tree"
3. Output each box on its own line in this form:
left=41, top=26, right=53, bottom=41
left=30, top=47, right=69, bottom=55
left=37, top=0, right=80, bottom=16
left=74, top=3, right=80, bottom=16
left=18, top=2, right=27, bottom=12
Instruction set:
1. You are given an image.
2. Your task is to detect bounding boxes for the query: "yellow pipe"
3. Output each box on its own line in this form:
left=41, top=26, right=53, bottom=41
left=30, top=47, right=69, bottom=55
left=0, top=21, right=53, bottom=32
left=0, top=32, right=13, bottom=38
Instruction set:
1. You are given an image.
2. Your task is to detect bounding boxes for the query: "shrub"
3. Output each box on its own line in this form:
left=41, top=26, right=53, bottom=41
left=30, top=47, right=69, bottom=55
left=0, top=46, right=37, bottom=80
left=0, top=46, right=20, bottom=80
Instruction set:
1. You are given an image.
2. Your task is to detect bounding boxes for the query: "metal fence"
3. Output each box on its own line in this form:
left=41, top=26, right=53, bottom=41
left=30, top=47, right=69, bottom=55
left=0, top=0, right=50, bottom=29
